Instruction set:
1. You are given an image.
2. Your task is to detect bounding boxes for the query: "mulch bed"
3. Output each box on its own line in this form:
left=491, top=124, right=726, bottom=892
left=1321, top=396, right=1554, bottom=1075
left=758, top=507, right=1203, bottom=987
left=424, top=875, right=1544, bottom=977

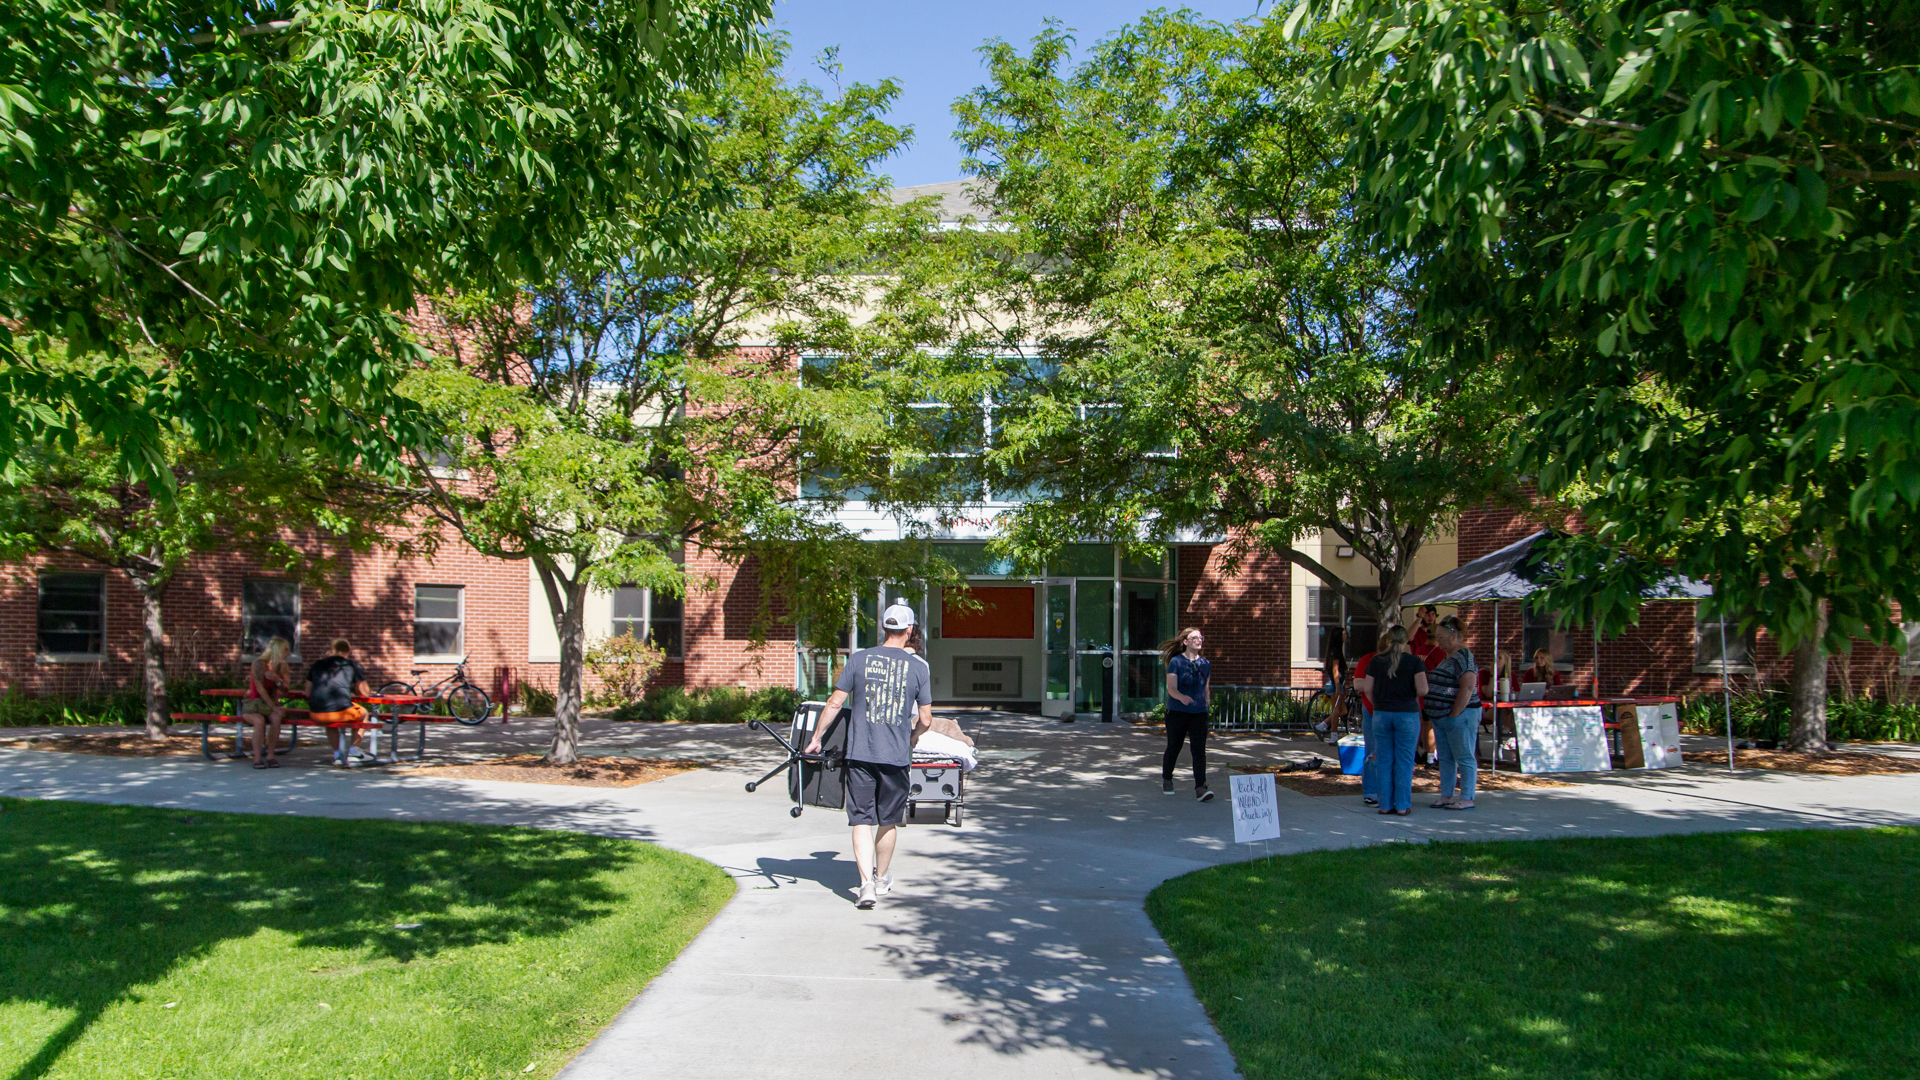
left=394, top=754, right=707, bottom=788
left=0, top=731, right=208, bottom=757
left=1236, top=761, right=1573, bottom=797
left=1682, top=748, right=1920, bottom=775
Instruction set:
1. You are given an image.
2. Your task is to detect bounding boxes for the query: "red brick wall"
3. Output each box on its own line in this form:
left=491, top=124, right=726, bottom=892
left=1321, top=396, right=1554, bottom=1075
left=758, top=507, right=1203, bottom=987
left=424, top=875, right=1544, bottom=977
left=0, top=529, right=527, bottom=701
left=680, top=548, right=796, bottom=691
left=1176, top=542, right=1291, bottom=686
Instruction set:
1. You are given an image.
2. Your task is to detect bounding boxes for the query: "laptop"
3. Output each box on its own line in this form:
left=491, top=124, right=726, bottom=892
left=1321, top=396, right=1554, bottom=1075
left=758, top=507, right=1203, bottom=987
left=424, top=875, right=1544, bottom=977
left=1519, top=682, right=1547, bottom=702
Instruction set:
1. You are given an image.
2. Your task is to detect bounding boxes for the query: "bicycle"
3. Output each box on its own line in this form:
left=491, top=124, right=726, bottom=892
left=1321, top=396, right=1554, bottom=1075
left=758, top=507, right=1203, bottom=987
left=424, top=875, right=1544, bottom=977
left=378, top=662, right=493, bottom=725
left=1306, top=678, right=1363, bottom=744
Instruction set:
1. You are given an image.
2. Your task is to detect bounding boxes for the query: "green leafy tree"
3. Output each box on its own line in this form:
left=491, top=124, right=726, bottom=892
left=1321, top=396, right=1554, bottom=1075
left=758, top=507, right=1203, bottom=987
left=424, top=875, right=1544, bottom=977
left=0, top=406, right=424, bottom=739
left=943, top=15, right=1512, bottom=627
left=409, top=44, right=941, bottom=763
left=0, top=0, right=769, bottom=485
left=1294, top=0, right=1920, bottom=747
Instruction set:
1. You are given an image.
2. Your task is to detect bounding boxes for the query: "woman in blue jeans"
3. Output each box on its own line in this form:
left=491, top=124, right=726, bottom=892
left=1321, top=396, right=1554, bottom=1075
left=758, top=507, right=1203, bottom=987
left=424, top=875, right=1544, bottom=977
left=1355, top=626, right=1429, bottom=815
left=1423, top=616, right=1483, bottom=810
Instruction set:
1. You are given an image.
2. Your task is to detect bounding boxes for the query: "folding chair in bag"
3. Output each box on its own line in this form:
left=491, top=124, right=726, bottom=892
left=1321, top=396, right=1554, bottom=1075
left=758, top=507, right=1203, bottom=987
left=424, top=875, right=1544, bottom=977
left=745, top=701, right=847, bottom=818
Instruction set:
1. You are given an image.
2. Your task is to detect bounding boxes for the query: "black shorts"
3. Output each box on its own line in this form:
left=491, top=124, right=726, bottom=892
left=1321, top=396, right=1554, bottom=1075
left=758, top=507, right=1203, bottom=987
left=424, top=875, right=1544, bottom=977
left=845, top=760, right=910, bottom=826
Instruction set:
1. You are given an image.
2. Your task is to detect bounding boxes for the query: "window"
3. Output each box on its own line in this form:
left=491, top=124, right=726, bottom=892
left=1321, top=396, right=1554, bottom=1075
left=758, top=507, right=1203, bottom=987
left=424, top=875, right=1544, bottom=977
left=1694, top=606, right=1755, bottom=672
left=1904, top=624, right=1920, bottom=675
left=611, top=587, right=683, bottom=657
left=242, top=580, right=301, bottom=657
left=414, top=585, right=464, bottom=658
left=37, top=574, right=104, bottom=657
left=1306, top=587, right=1377, bottom=663
left=1523, top=606, right=1576, bottom=668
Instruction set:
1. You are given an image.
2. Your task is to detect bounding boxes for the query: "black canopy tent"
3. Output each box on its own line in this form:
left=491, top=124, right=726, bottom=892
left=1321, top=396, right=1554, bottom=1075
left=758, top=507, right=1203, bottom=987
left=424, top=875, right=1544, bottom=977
left=1403, top=531, right=1733, bottom=771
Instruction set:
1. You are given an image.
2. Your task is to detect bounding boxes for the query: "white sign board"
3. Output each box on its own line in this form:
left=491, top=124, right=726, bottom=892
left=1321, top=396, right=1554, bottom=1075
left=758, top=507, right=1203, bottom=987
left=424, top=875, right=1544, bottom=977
left=1517, top=705, right=1614, bottom=774
left=1230, top=772, right=1282, bottom=844
left=1637, top=702, right=1683, bottom=769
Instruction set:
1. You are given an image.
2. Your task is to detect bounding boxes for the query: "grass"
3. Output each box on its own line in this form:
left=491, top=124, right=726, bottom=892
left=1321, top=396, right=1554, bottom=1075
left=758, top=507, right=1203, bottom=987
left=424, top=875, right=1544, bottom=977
left=1147, top=828, right=1919, bottom=1080
left=0, top=798, right=734, bottom=1080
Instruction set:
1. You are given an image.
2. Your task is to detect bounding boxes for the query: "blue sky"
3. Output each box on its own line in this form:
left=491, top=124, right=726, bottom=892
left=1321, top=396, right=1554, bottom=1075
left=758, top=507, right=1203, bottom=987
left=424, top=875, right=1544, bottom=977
left=771, top=0, right=1276, bottom=188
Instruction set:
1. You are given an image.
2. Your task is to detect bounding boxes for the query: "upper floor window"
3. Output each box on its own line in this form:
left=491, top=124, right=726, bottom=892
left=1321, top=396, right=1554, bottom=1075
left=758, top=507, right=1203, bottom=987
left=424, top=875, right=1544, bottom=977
left=38, top=573, right=104, bottom=658
left=1694, top=606, right=1755, bottom=673
left=611, top=587, right=683, bottom=657
left=243, top=579, right=300, bottom=658
left=415, top=585, right=464, bottom=659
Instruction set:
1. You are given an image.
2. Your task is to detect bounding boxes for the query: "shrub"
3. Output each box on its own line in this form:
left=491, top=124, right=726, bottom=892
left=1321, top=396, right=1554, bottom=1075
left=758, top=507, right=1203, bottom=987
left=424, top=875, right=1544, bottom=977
left=0, top=673, right=241, bottom=727
left=584, top=634, right=666, bottom=707
left=1679, top=690, right=1920, bottom=744
left=517, top=683, right=558, bottom=717
left=611, top=685, right=803, bottom=725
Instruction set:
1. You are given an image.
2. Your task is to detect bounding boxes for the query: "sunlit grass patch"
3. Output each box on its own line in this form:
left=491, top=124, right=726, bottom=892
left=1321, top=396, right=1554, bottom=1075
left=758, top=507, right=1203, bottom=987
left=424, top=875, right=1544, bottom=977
left=0, top=798, right=733, bottom=1079
left=1149, top=828, right=1919, bottom=1080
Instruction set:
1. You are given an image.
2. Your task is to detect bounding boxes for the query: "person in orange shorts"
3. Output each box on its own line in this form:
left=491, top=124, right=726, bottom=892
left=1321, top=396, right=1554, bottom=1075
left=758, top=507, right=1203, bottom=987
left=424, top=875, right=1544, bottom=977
left=304, top=638, right=373, bottom=765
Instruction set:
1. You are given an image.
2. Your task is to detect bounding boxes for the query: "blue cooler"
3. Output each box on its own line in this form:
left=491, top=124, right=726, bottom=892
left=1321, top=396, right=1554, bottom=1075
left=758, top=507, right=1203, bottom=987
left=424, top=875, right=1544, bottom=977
left=1337, top=735, right=1365, bottom=775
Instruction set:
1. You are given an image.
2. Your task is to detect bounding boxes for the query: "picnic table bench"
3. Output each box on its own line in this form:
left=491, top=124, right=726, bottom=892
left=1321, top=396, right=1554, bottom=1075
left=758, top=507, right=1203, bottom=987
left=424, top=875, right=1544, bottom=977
left=175, top=690, right=447, bottom=765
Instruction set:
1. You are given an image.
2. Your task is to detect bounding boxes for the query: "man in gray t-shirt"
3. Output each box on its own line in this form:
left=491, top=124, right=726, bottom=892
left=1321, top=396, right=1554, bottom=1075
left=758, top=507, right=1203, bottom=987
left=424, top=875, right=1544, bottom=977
left=806, top=599, right=932, bottom=909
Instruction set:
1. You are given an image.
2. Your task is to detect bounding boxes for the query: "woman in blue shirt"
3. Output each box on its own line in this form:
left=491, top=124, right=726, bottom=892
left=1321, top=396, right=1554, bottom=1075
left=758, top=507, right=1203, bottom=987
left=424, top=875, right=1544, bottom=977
left=1160, top=627, right=1215, bottom=801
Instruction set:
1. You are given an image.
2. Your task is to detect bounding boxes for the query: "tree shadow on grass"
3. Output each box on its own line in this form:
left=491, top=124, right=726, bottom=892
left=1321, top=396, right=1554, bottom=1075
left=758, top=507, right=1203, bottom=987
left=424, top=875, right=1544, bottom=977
left=0, top=797, right=642, bottom=1080
left=1148, top=827, right=1920, bottom=1080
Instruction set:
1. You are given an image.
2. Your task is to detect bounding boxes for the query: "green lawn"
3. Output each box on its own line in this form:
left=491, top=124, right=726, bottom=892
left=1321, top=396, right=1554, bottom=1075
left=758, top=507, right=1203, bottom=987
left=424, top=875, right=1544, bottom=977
left=0, top=797, right=733, bottom=1080
left=1148, top=828, right=1919, bottom=1080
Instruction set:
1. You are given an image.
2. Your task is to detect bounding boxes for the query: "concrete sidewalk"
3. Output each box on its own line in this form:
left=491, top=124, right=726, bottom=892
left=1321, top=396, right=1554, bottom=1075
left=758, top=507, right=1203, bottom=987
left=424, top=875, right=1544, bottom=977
left=5, top=714, right=1917, bottom=1079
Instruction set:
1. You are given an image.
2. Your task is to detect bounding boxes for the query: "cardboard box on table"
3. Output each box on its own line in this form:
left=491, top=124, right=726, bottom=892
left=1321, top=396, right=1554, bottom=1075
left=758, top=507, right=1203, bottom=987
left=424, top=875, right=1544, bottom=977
left=1615, top=702, right=1684, bottom=769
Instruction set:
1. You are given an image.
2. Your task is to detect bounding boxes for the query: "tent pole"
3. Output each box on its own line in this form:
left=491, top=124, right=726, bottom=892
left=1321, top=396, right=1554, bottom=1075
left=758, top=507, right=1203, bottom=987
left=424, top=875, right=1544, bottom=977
left=1493, top=601, right=1501, bottom=772
left=1721, top=618, right=1735, bottom=772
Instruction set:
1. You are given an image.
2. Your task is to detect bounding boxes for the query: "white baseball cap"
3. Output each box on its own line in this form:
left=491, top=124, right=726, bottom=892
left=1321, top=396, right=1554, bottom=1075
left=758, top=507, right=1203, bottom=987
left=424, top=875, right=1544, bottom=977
left=882, top=599, right=916, bottom=630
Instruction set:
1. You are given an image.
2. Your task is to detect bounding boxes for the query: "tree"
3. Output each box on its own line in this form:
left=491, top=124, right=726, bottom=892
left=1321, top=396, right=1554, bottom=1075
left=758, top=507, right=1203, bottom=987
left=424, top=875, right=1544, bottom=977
left=943, top=15, right=1512, bottom=628
left=0, top=0, right=770, bottom=485
left=409, top=44, right=941, bottom=763
left=0, top=397, right=422, bottom=739
left=1294, top=0, right=1920, bottom=748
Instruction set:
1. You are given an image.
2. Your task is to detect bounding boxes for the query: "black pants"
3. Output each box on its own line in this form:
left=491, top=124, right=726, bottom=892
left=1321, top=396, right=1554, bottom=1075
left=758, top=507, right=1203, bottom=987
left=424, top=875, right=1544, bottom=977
left=1163, top=710, right=1209, bottom=789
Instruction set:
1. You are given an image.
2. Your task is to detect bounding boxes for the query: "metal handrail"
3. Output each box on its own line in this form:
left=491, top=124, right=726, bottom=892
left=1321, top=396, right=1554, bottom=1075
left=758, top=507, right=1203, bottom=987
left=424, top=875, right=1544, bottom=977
left=1209, top=684, right=1321, bottom=732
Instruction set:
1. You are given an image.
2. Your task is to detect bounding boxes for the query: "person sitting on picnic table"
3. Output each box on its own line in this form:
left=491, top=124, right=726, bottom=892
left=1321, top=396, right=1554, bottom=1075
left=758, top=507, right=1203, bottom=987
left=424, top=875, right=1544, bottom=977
left=242, top=636, right=293, bottom=769
left=305, top=638, right=373, bottom=766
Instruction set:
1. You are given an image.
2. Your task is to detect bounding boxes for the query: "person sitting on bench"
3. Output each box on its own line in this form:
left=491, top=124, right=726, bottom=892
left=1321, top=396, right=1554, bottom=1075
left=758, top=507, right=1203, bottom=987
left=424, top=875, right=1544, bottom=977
left=241, top=636, right=294, bottom=769
left=305, top=638, right=372, bottom=766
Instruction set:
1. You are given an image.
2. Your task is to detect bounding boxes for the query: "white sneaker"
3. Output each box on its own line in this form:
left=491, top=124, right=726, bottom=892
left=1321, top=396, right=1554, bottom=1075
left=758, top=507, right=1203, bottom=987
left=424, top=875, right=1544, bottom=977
left=855, top=882, right=876, bottom=909
left=348, top=746, right=372, bottom=760
left=876, top=874, right=893, bottom=896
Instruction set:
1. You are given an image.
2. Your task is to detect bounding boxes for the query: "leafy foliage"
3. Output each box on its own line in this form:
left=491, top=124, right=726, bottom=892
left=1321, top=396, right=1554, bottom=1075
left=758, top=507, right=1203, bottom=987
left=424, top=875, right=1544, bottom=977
left=585, top=634, right=667, bottom=708
left=410, top=43, right=944, bottom=760
left=1294, top=0, right=1920, bottom=652
left=608, top=684, right=801, bottom=724
left=0, top=0, right=770, bottom=484
left=947, top=15, right=1512, bottom=620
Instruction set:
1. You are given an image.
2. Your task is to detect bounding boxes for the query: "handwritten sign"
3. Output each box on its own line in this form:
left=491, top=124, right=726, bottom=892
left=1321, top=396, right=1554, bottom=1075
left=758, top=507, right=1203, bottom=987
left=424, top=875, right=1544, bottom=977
left=1230, top=772, right=1282, bottom=844
left=1516, top=705, right=1613, bottom=774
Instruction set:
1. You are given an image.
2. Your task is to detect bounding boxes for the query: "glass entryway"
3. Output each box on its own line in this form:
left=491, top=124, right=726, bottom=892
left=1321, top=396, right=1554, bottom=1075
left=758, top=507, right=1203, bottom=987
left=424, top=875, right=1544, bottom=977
left=1038, top=546, right=1175, bottom=719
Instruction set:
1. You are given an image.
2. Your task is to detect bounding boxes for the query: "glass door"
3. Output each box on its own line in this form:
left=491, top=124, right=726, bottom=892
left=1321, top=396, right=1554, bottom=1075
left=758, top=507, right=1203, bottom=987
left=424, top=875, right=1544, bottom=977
left=1043, top=581, right=1074, bottom=717
left=1075, top=579, right=1115, bottom=719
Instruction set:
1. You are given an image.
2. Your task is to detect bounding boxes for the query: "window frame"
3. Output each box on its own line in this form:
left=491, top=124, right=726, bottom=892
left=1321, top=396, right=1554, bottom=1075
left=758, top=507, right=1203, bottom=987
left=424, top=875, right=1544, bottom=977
left=609, top=585, right=683, bottom=658
left=1903, top=624, right=1920, bottom=676
left=36, top=572, right=106, bottom=662
left=412, top=583, right=466, bottom=661
left=1693, top=605, right=1757, bottom=675
left=241, top=578, right=302, bottom=661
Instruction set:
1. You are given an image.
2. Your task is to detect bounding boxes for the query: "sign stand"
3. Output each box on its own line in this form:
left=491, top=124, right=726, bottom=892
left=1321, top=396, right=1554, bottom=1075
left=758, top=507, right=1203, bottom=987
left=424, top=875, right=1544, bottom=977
left=1230, top=773, right=1282, bottom=846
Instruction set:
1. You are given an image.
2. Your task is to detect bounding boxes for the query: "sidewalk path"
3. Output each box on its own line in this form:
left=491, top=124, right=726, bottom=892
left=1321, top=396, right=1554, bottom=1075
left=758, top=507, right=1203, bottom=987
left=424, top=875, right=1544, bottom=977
left=5, top=714, right=1917, bottom=1079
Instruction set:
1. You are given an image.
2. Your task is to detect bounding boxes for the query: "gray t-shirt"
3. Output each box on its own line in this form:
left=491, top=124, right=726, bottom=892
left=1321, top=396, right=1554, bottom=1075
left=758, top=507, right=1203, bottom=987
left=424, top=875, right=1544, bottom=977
left=834, top=645, right=932, bottom=766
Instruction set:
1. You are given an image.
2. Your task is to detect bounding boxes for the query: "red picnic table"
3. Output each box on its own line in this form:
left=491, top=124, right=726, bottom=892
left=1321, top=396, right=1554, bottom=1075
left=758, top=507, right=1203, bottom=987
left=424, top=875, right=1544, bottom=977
left=176, top=690, right=443, bottom=765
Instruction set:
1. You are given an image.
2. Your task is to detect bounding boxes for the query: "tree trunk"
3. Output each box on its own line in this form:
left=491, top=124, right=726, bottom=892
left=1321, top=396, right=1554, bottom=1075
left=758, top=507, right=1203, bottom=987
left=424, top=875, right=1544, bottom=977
left=1376, top=565, right=1404, bottom=638
left=136, top=580, right=169, bottom=741
left=1785, top=600, right=1830, bottom=753
left=547, top=575, right=591, bottom=765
